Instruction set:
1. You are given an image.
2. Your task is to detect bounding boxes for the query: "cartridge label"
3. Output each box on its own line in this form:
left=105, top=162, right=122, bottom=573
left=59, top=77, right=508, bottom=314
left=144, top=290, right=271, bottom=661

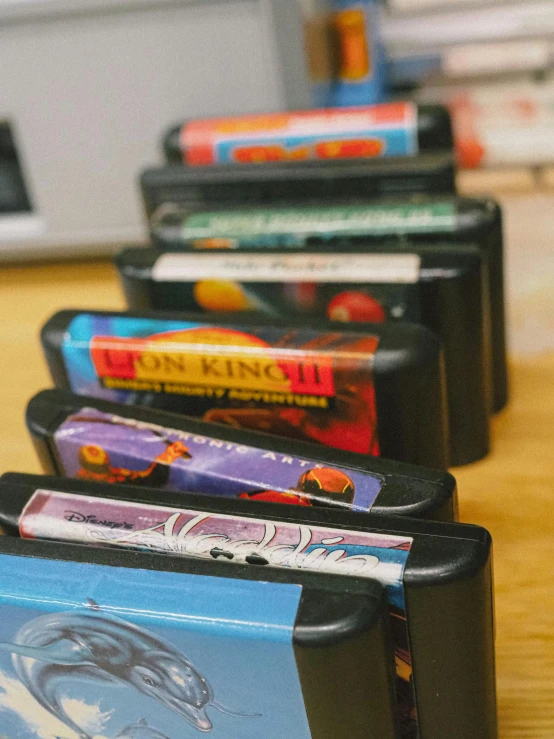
left=61, top=314, right=380, bottom=454
left=51, top=407, right=384, bottom=510
left=176, top=203, right=457, bottom=248
left=181, top=103, right=418, bottom=165
left=0, top=552, right=311, bottom=739
left=152, top=253, right=422, bottom=283
left=147, top=257, right=422, bottom=324
left=21, top=490, right=418, bottom=737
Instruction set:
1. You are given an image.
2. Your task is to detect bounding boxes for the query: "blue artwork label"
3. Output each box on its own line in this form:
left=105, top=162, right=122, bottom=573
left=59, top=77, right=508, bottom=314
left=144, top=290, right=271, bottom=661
left=0, top=555, right=309, bottom=739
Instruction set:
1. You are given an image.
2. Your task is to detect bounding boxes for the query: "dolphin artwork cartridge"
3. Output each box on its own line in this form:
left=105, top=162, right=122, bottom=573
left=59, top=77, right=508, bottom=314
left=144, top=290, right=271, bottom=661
left=0, top=479, right=497, bottom=739
left=0, top=535, right=398, bottom=739
left=149, top=195, right=507, bottom=413
left=23, top=389, right=459, bottom=521
left=40, top=309, right=449, bottom=468
left=141, top=152, right=457, bottom=223
left=162, top=103, right=453, bottom=165
left=116, top=243, right=489, bottom=465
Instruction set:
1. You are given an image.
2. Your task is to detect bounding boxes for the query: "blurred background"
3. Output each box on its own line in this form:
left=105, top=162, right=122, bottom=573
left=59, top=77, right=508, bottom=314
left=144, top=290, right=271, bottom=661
left=0, top=0, right=553, bottom=355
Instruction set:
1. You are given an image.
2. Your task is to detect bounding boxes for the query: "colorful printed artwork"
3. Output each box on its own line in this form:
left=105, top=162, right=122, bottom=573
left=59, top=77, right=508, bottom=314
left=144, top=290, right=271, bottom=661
left=52, top=408, right=384, bottom=512
left=149, top=252, right=422, bottom=325
left=60, top=315, right=380, bottom=455
left=180, top=104, right=418, bottom=166
left=20, top=493, right=418, bottom=738
left=174, top=203, right=457, bottom=249
left=0, top=555, right=309, bottom=739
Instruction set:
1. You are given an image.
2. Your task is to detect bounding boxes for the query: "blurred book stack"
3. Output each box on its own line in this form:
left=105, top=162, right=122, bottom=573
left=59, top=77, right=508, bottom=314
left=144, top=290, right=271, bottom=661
left=381, top=0, right=554, bottom=191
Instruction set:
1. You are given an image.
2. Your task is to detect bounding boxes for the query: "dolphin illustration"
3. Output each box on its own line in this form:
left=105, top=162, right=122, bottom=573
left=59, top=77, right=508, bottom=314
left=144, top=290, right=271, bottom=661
left=116, top=717, right=172, bottom=739
left=0, top=600, right=258, bottom=739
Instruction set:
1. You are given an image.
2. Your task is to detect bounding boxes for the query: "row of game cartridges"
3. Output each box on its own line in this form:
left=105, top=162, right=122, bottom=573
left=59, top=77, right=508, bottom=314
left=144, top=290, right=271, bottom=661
left=0, top=388, right=496, bottom=739
left=0, top=101, right=499, bottom=738
left=103, top=101, right=509, bottom=468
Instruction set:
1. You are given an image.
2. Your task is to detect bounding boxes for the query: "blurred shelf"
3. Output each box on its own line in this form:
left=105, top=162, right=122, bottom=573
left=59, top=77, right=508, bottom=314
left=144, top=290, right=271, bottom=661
left=382, top=1, right=554, bottom=49
left=385, top=0, right=535, bottom=17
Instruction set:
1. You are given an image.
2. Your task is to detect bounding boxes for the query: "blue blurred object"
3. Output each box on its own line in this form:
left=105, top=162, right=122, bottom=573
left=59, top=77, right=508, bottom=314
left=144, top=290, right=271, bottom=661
left=330, top=0, right=387, bottom=106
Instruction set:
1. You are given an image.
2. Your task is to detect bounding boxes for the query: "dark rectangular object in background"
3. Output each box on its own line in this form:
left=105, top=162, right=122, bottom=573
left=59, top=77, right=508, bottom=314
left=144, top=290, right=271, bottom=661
left=0, top=121, right=32, bottom=214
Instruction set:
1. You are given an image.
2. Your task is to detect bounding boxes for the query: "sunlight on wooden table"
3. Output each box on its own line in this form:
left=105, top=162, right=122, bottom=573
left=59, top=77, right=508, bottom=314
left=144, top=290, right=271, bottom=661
left=0, top=256, right=553, bottom=738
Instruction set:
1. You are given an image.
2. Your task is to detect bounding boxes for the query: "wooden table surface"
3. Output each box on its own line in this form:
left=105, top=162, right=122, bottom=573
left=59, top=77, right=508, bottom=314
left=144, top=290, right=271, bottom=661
left=0, top=258, right=553, bottom=738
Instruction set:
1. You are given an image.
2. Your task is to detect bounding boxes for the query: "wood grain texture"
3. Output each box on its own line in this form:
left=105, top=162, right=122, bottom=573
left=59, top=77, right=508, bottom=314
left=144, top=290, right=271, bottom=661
left=0, top=258, right=553, bottom=738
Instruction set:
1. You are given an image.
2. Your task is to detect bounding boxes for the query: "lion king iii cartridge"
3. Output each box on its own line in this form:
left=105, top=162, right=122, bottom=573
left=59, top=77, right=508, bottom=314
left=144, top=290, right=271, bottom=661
left=40, top=309, right=449, bottom=468
left=0, top=479, right=497, bottom=739
left=0, top=535, right=397, bottom=739
left=23, top=389, right=458, bottom=521
left=162, top=103, right=453, bottom=165
left=116, top=243, right=490, bottom=466
left=149, top=196, right=507, bottom=413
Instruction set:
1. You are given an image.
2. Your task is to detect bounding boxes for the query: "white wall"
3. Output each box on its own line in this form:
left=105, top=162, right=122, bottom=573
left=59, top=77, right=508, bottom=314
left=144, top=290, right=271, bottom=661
left=0, top=0, right=290, bottom=256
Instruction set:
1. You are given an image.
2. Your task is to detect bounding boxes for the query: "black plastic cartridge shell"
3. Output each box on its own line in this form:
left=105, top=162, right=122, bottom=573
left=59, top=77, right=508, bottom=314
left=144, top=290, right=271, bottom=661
left=40, top=310, right=450, bottom=469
